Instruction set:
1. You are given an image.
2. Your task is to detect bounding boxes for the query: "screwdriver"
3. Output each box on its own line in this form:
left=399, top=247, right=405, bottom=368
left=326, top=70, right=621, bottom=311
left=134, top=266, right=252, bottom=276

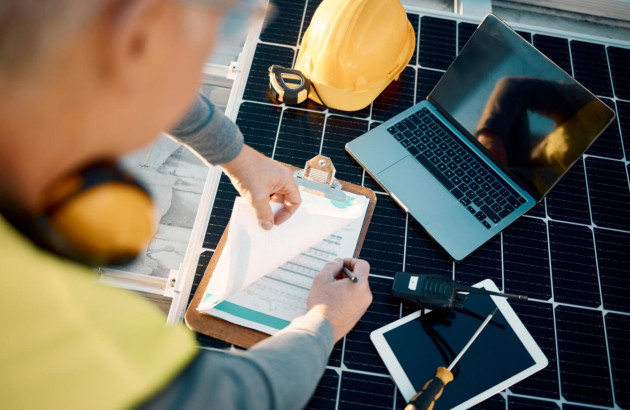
left=405, top=307, right=498, bottom=410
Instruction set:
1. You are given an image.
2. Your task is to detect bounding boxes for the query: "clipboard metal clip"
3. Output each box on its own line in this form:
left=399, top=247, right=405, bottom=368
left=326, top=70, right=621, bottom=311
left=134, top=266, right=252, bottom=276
left=294, top=155, right=346, bottom=202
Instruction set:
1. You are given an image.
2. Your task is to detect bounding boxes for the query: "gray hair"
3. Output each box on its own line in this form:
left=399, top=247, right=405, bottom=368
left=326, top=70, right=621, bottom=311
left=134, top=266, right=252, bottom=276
left=0, top=0, right=110, bottom=77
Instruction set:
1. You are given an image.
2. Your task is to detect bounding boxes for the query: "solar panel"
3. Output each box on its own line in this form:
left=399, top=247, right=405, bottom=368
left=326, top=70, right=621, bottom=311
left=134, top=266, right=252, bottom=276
left=188, top=1, right=630, bottom=408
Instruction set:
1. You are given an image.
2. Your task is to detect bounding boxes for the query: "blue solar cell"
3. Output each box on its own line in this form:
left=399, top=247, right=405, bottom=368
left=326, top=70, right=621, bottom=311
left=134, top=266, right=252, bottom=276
left=338, top=372, right=397, bottom=409
left=419, top=16, right=456, bottom=70
left=453, top=234, right=502, bottom=287
left=304, top=369, right=339, bottom=410
left=507, top=395, right=559, bottom=409
left=372, top=66, right=417, bottom=122
left=236, top=102, right=282, bottom=157
left=503, top=218, right=552, bottom=300
left=416, top=68, right=444, bottom=101
left=203, top=174, right=237, bottom=249
left=594, top=228, right=630, bottom=313
left=516, top=31, right=532, bottom=44
left=617, top=100, right=630, bottom=160
left=605, top=313, right=630, bottom=408
left=458, top=22, right=478, bottom=53
left=546, top=160, right=591, bottom=225
left=555, top=306, right=613, bottom=407
left=571, top=40, right=614, bottom=98
left=405, top=218, right=453, bottom=277
left=533, top=34, right=572, bottom=74
left=548, top=221, right=600, bottom=307
left=470, top=394, right=505, bottom=409
left=509, top=301, right=560, bottom=399
left=328, top=340, right=343, bottom=368
left=343, top=276, right=400, bottom=374
left=585, top=157, right=630, bottom=230
left=360, top=195, right=406, bottom=278
left=321, top=115, right=369, bottom=186
left=273, top=108, right=325, bottom=166
left=563, top=404, right=602, bottom=410
left=608, top=45, right=630, bottom=99
left=261, top=0, right=305, bottom=46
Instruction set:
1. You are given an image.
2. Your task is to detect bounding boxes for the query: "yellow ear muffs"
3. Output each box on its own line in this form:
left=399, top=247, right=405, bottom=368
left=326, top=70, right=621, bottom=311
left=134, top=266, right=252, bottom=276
left=0, top=162, right=157, bottom=267
left=36, top=162, right=157, bottom=267
left=46, top=181, right=155, bottom=265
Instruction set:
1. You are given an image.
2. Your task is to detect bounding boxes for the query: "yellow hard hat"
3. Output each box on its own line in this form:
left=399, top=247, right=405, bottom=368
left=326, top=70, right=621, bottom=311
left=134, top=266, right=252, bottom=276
left=294, top=0, right=415, bottom=111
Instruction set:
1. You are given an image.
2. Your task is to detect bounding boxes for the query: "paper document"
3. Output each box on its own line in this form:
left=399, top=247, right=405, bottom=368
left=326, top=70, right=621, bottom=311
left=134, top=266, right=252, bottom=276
left=197, top=189, right=369, bottom=334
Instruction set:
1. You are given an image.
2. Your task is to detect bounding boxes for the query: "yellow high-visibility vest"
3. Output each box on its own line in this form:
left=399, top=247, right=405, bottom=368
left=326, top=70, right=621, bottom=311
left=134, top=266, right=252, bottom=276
left=0, top=215, right=197, bottom=409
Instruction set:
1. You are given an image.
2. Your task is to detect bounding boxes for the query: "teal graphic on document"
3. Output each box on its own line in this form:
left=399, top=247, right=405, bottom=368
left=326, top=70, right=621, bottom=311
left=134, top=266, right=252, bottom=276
left=332, top=195, right=355, bottom=209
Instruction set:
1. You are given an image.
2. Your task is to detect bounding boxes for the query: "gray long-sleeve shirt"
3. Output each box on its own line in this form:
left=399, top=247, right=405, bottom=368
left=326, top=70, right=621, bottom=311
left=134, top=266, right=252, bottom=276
left=156, top=94, right=335, bottom=409
left=142, top=311, right=334, bottom=410
left=169, top=93, right=244, bottom=166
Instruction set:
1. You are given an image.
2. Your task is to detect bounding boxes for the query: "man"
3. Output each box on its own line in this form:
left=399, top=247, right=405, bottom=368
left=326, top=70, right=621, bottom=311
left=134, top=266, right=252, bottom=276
left=0, top=0, right=373, bottom=409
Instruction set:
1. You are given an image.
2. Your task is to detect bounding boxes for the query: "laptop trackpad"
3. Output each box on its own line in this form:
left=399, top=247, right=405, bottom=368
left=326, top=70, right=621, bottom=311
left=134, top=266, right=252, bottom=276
left=378, top=156, right=458, bottom=223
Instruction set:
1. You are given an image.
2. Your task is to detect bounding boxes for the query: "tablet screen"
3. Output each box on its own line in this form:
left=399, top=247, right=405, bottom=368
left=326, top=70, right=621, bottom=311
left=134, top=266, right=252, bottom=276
left=374, top=280, right=547, bottom=409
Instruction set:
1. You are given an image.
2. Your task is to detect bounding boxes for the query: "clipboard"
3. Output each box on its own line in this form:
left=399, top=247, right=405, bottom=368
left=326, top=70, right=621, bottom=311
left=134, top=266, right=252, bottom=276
left=185, top=155, right=376, bottom=348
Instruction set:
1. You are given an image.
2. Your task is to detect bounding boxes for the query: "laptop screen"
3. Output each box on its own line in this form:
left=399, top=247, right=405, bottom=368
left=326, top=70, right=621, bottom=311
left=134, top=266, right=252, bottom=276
left=428, top=15, right=614, bottom=199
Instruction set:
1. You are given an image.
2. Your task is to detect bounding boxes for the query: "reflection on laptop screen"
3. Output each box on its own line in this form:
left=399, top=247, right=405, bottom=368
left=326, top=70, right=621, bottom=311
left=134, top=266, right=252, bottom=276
left=429, top=16, right=614, bottom=198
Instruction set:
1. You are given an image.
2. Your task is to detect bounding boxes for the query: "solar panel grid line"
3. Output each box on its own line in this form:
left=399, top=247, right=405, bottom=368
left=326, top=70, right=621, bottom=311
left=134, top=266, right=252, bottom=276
left=549, top=303, right=565, bottom=406
left=294, top=0, right=311, bottom=50
left=566, top=35, right=576, bottom=78
left=604, top=47, right=618, bottom=102
left=401, top=212, right=409, bottom=276
left=587, top=224, right=607, bottom=313
left=600, top=313, right=619, bottom=408
left=552, top=301, right=630, bottom=318
left=315, top=114, right=330, bottom=157
left=500, top=231, right=506, bottom=290
left=239, top=98, right=380, bottom=138
left=540, top=217, right=564, bottom=406
left=408, top=13, right=420, bottom=69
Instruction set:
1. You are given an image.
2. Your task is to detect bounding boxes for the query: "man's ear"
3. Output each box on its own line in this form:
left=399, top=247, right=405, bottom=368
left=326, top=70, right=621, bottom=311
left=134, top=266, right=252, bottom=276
left=99, top=0, right=166, bottom=87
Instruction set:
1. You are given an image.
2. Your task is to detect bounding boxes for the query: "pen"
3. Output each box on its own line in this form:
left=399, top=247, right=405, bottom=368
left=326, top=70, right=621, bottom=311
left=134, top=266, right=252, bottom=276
left=342, top=266, right=358, bottom=283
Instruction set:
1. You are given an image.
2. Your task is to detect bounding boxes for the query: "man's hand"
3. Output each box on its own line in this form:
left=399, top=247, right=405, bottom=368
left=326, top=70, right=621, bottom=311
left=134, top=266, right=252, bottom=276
left=221, top=144, right=301, bottom=230
left=307, top=258, right=373, bottom=343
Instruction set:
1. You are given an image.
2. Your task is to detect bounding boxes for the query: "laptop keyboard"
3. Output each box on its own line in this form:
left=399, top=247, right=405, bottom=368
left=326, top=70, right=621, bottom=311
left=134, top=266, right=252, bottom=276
left=386, top=107, right=527, bottom=230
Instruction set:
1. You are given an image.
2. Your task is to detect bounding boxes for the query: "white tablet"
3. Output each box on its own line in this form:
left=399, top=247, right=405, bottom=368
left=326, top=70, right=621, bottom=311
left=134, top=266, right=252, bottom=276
left=371, top=279, right=548, bottom=409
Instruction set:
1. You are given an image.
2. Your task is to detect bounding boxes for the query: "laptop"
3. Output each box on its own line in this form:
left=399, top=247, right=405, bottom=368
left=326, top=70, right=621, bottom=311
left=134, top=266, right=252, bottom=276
left=346, top=14, right=614, bottom=261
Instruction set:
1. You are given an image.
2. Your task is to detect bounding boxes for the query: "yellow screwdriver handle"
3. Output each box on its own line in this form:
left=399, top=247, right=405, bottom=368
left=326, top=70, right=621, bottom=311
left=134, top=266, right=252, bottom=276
left=405, top=367, right=454, bottom=410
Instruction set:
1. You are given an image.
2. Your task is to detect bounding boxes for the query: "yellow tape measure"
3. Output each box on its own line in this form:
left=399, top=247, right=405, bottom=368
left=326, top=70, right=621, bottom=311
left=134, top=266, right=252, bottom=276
left=268, top=65, right=311, bottom=105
